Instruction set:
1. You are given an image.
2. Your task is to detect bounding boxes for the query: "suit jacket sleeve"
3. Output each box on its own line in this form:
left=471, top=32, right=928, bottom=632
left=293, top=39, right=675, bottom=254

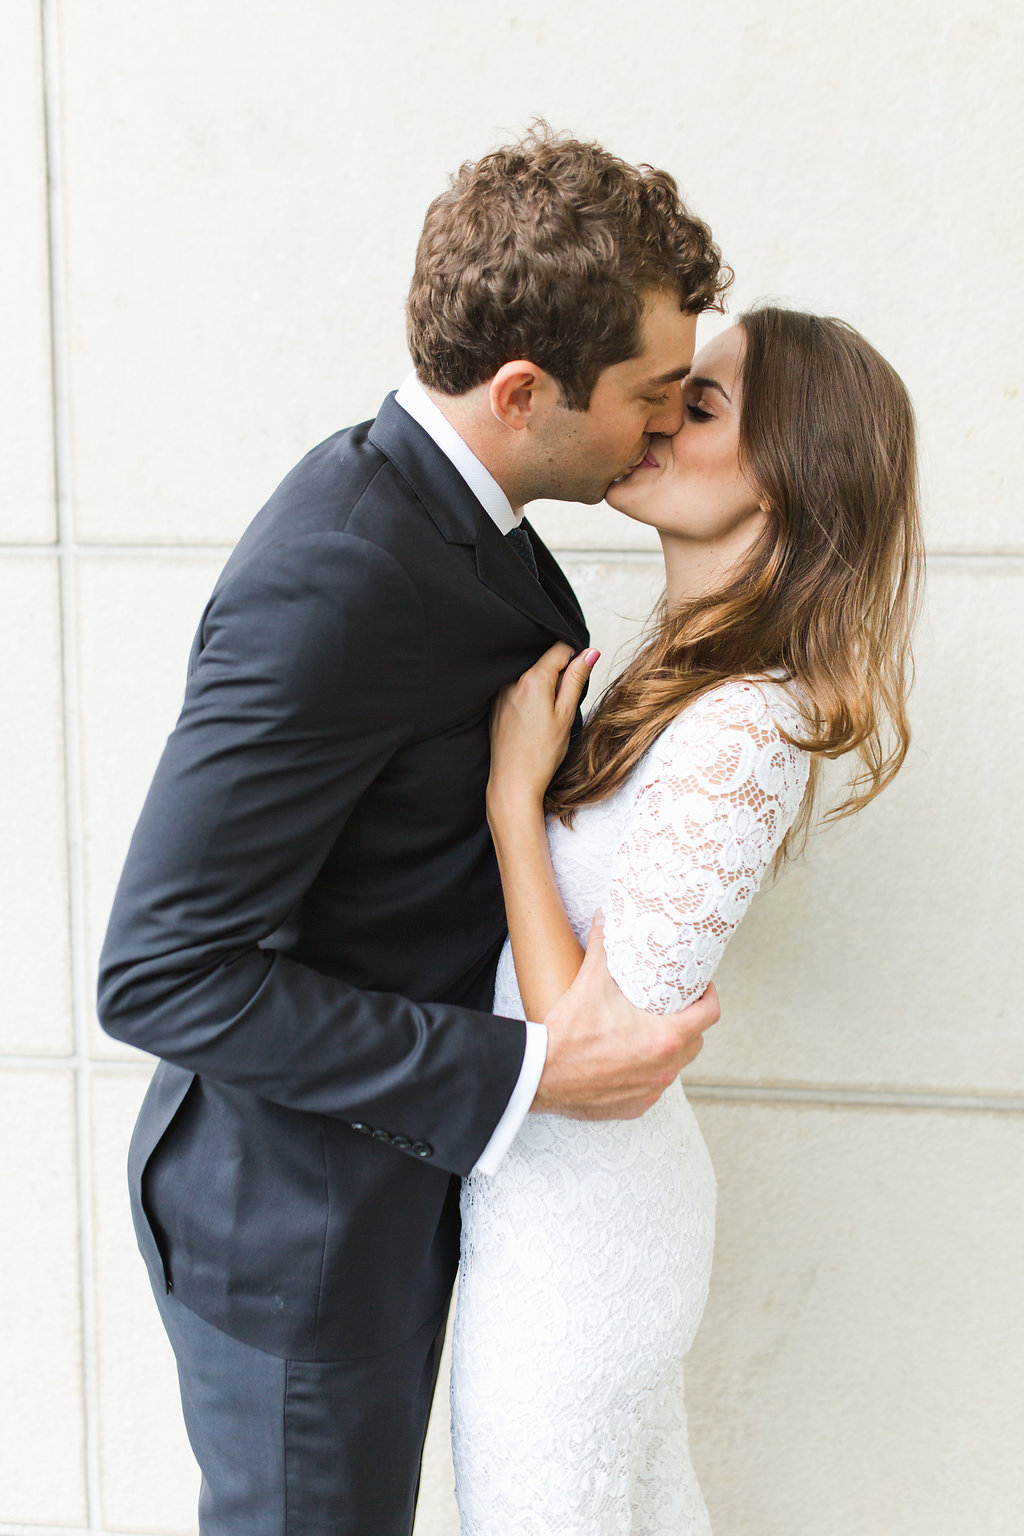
left=97, top=530, right=526, bottom=1176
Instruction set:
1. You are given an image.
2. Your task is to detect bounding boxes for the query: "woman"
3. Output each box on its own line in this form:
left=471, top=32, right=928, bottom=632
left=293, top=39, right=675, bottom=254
left=449, top=306, right=924, bottom=1534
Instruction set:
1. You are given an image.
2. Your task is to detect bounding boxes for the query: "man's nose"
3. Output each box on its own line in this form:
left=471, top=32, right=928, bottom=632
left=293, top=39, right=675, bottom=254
left=647, top=382, right=684, bottom=437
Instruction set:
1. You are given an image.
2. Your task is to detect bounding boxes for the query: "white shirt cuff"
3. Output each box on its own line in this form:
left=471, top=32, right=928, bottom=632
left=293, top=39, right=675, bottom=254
left=472, top=1020, right=548, bottom=1176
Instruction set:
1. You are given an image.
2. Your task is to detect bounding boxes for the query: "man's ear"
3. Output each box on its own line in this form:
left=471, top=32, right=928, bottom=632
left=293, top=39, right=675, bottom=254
left=489, top=361, right=554, bottom=431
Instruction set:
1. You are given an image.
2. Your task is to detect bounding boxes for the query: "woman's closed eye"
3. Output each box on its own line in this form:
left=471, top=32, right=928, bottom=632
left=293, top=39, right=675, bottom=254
left=685, top=402, right=713, bottom=421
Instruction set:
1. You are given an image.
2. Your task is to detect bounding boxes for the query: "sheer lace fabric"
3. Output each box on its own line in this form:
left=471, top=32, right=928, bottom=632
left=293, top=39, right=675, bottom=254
left=451, top=680, right=810, bottom=1535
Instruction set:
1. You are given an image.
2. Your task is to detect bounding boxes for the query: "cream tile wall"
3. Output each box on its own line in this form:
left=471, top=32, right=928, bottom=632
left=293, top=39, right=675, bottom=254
left=2, top=2, right=1020, bottom=1532
left=692, top=563, right=1024, bottom=1097
left=0, top=0, right=54, bottom=543
left=90, top=1072, right=199, bottom=1534
left=0, top=1072, right=86, bottom=1526
left=686, top=1102, right=1024, bottom=1534
left=0, top=557, right=72, bottom=1056
left=75, top=554, right=227, bottom=1063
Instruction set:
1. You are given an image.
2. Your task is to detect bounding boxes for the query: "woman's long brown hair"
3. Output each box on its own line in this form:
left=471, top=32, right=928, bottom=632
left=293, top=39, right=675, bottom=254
left=545, top=306, right=925, bottom=864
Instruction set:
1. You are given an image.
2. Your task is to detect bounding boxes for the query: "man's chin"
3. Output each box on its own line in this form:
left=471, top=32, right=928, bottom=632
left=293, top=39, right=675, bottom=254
left=564, top=483, right=611, bottom=507
left=594, top=470, right=640, bottom=504
left=547, top=473, right=626, bottom=506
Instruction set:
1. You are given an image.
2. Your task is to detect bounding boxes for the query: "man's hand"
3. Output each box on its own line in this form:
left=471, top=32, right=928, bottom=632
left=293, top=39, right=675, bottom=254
left=532, top=910, right=719, bottom=1120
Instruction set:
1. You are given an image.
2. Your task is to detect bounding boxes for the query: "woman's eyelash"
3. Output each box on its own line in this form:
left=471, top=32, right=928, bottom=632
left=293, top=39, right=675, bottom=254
left=686, top=403, right=713, bottom=421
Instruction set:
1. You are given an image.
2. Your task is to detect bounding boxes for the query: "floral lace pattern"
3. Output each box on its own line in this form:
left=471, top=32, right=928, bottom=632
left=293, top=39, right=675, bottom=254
left=451, top=681, right=810, bottom=1535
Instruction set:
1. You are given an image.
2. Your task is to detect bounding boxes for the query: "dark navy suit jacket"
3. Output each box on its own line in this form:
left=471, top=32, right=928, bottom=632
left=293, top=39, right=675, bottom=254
left=98, top=395, right=588, bottom=1361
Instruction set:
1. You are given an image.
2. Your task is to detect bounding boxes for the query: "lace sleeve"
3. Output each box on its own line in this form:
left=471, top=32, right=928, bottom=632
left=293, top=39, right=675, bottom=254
left=604, top=681, right=810, bottom=1015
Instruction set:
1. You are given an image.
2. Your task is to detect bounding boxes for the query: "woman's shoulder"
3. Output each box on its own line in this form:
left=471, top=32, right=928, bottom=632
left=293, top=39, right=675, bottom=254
left=652, top=674, right=808, bottom=755
left=628, top=676, right=811, bottom=811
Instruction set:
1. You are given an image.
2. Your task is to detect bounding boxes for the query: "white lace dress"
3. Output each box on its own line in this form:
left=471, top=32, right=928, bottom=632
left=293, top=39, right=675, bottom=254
left=450, top=679, right=810, bottom=1535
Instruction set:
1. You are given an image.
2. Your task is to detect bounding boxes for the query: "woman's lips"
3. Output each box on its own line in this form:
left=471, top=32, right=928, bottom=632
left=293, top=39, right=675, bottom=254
left=612, top=450, right=659, bottom=485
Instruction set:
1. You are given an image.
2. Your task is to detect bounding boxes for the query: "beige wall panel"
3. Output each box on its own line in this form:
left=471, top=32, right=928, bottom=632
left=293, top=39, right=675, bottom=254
left=692, top=565, right=1024, bottom=1097
left=0, top=1, right=55, bottom=542
left=91, top=1070, right=199, bottom=1533
left=666, top=7, right=1024, bottom=556
left=559, top=556, right=665, bottom=698
left=76, top=554, right=227, bottom=1061
left=687, top=1100, right=1024, bottom=1533
left=59, top=1, right=1020, bottom=551
left=0, top=558, right=72, bottom=1055
left=0, top=1071, right=86, bottom=1524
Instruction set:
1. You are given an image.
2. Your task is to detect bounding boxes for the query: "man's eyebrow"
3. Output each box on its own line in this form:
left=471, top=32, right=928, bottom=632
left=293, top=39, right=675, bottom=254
left=644, top=366, right=692, bottom=386
left=684, top=371, right=732, bottom=403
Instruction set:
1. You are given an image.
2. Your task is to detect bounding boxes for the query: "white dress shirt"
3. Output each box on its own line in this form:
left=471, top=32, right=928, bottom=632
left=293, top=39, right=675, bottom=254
left=394, top=374, right=548, bottom=1176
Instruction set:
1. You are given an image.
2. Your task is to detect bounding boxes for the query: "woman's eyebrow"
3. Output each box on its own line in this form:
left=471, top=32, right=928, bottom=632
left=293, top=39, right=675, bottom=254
left=684, top=372, right=732, bottom=403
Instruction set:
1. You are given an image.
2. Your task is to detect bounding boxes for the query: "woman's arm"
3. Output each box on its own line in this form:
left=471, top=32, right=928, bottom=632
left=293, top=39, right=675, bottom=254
left=486, top=643, right=599, bottom=1021
left=603, top=682, right=811, bottom=1014
left=488, top=792, right=584, bottom=1023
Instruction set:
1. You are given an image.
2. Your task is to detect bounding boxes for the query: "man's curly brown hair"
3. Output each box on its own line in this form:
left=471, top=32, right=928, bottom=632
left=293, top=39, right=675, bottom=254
left=407, top=123, right=732, bottom=411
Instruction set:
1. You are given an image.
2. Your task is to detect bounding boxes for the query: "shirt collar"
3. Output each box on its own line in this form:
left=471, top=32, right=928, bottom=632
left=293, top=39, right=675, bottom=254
left=394, top=373, right=523, bottom=533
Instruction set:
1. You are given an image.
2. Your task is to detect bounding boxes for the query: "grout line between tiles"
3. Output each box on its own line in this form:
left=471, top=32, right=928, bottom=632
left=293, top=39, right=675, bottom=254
left=2, top=1054, right=1021, bottom=1113
left=0, top=1054, right=153, bottom=1073
left=923, top=551, right=1024, bottom=566
left=40, top=1, right=104, bottom=1528
left=0, top=1527, right=187, bottom=1536
left=2, top=545, right=1024, bottom=565
left=684, top=1082, right=1024, bottom=1112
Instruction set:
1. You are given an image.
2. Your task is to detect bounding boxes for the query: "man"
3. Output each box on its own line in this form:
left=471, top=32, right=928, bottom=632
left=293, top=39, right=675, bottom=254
left=99, top=126, right=730, bottom=1535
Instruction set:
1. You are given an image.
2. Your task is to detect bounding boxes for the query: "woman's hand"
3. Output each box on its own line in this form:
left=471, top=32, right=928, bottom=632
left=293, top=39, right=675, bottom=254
left=486, top=643, right=598, bottom=1017
left=487, top=643, right=600, bottom=822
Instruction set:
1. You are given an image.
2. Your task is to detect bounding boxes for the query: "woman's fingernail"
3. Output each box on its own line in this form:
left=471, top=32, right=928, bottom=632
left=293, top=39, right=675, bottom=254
left=584, top=648, right=601, bottom=667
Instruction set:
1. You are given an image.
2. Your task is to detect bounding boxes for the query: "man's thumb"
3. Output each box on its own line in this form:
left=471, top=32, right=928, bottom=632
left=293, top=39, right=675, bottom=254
left=581, top=906, right=607, bottom=971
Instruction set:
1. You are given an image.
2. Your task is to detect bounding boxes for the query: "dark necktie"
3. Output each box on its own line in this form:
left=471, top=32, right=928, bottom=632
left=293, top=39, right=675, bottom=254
left=506, top=524, right=539, bottom=580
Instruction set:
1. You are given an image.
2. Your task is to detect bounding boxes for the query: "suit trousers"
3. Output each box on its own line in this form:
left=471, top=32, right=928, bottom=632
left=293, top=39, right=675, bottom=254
left=153, top=1280, right=450, bottom=1535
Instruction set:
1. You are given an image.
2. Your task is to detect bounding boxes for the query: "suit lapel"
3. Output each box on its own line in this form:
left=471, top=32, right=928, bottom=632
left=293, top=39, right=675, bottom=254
left=471, top=516, right=587, bottom=647
left=369, top=394, right=588, bottom=649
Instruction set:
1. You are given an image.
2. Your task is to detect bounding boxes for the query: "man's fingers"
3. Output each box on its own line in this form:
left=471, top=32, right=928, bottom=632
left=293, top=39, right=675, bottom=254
left=581, top=906, right=607, bottom=966
left=690, top=981, right=721, bottom=1031
left=663, top=983, right=720, bottom=1039
left=646, top=984, right=720, bottom=1079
